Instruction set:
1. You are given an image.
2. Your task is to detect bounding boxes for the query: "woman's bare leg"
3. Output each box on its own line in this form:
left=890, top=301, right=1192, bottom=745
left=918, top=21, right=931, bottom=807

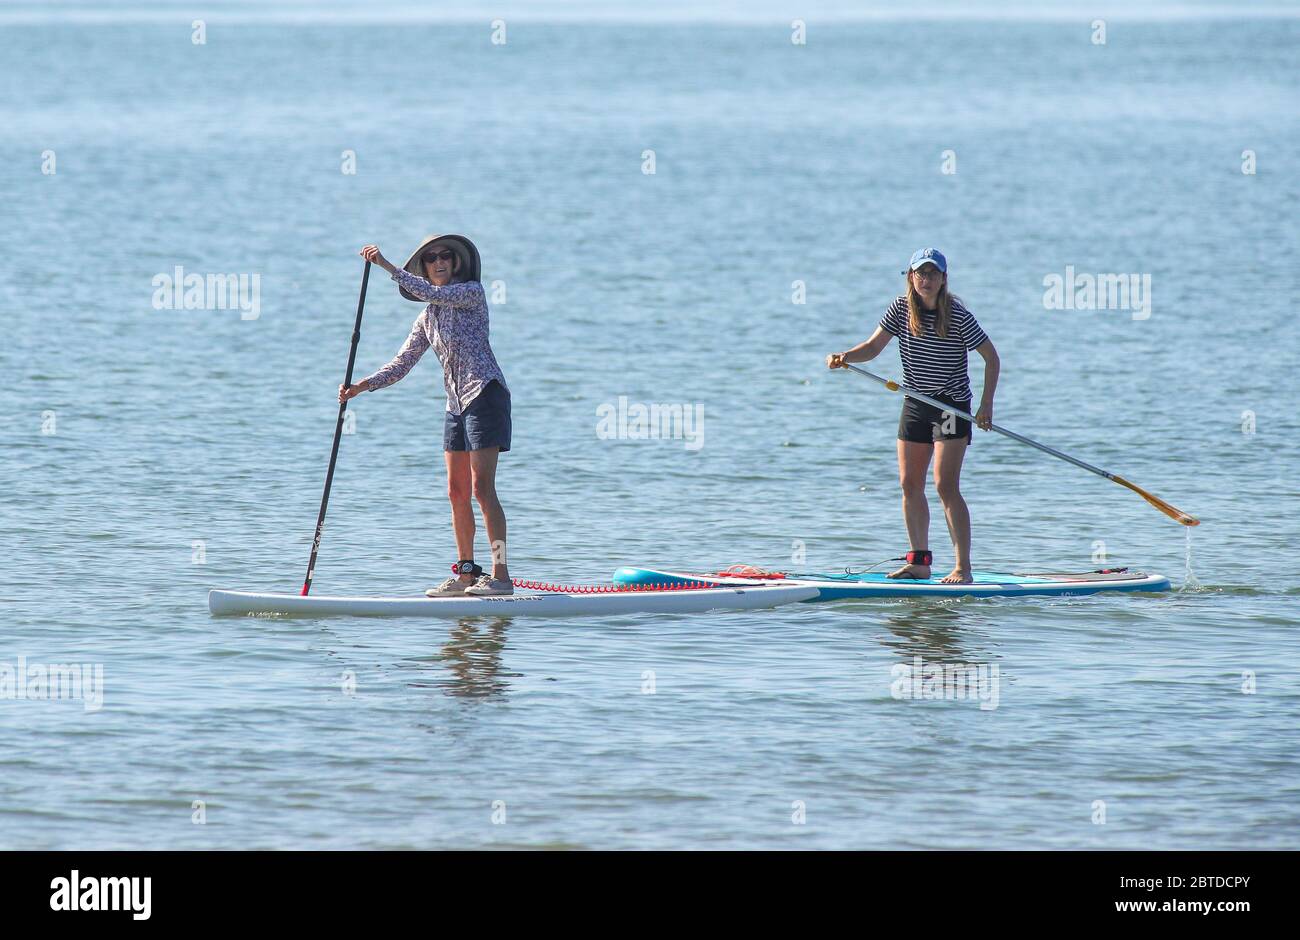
left=470, top=447, right=509, bottom=581
left=889, top=440, right=934, bottom=579
left=933, top=438, right=972, bottom=583
left=445, top=451, right=475, bottom=580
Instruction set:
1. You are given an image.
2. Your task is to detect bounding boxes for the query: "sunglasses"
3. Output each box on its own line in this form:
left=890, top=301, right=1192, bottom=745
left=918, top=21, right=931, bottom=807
left=422, top=249, right=457, bottom=263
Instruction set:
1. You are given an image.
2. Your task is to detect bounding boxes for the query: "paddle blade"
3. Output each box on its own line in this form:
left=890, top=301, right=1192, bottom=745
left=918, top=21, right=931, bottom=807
left=1112, top=476, right=1200, bottom=526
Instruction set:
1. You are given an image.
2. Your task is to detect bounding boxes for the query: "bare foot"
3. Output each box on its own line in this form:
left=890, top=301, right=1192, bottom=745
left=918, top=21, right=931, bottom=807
left=888, top=564, right=931, bottom=580
left=939, top=568, right=972, bottom=584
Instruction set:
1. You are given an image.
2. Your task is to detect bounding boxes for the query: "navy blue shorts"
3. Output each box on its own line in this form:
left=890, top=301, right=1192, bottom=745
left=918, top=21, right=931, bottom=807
left=444, top=380, right=511, bottom=452
left=898, top=393, right=972, bottom=444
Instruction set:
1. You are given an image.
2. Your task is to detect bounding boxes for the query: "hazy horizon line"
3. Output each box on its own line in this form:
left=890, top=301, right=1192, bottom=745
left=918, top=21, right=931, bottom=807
left=3, top=1, right=1299, bottom=28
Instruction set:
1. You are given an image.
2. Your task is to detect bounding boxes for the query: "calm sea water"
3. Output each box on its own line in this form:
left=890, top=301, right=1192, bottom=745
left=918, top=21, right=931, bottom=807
left=2, top=3, right=1298, bottom=849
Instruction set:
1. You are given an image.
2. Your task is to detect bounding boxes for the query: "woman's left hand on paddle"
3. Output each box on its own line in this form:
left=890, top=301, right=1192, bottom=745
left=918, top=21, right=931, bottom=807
left=339, top=380, right=369, bottom=403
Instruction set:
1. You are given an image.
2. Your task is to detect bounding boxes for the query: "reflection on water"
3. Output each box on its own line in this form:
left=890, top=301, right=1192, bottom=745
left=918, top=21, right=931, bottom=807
left=869, top=601, right=988, bottom=662
left=426, top=617, right=516, bottom=699
left=866, top=601, right=1006, bottom=712
left=317, top=616, right=519, bottom=701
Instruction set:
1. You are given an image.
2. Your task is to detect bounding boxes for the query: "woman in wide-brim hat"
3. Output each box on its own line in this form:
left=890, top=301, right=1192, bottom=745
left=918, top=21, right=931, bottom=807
left=827, top=248, right=1001, bottom=585
left=340, top=235, right=514, bottom=596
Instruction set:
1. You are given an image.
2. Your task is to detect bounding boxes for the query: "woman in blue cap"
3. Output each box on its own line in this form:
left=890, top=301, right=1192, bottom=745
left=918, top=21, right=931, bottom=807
left=827, top=249, right=1000, bottom=584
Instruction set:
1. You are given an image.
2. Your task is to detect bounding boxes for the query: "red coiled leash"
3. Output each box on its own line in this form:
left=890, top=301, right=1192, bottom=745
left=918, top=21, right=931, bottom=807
left=511, top=579, right=723, bottom=594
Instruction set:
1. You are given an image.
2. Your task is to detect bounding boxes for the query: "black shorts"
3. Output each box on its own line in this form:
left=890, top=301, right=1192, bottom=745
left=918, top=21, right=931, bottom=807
left=898, top=393, right=972, bottom=444
left=444, top=380, right=512, bottom=452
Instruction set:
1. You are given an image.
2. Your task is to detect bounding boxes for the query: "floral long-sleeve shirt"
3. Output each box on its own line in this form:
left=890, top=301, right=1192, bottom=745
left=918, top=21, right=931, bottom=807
left=360, top=269, right=508, bottom=415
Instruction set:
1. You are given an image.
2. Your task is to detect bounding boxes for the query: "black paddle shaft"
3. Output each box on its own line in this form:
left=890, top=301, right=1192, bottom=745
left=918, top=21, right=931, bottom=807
left=301, top=260, right=371, bottom=595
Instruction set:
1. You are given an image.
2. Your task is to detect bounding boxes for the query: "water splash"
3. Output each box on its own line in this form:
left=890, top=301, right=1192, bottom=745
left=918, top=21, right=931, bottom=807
left=1182, top=526, right=1201, bottom=590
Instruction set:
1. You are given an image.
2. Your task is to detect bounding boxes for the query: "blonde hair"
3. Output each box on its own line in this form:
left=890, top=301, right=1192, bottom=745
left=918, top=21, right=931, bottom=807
left=905, top=271, right=953, bottom=338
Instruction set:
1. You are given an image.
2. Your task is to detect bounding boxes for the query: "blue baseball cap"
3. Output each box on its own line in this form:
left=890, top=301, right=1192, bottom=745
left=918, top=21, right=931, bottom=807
left=904, top=248, right=947, bottom=274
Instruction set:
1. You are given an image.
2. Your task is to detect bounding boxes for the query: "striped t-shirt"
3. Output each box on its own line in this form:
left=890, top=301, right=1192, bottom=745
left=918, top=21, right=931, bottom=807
left=878, top=296, right=988, bottom=400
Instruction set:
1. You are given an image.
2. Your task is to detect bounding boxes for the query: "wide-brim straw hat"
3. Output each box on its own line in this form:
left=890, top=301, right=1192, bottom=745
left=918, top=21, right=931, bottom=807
left=399, top=234, right=482, bottom=300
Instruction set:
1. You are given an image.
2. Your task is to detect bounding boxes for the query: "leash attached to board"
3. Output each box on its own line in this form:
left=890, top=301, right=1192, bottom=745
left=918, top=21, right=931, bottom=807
left=302, top=260, right=372, bottom=595
left=840, top=362, right=1200, bottom=527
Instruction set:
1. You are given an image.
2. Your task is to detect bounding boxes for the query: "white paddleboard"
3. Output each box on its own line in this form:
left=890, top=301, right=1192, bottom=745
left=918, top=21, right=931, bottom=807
left=208, top=583, right=820, bottom=618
